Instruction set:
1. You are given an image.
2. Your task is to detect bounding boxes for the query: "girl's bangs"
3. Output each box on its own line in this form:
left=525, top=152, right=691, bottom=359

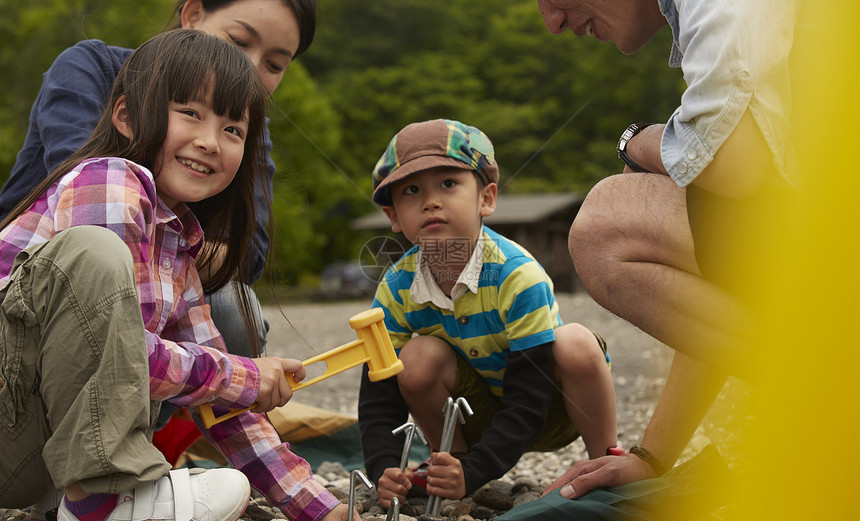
left=163, top=34, right=263, bottom=123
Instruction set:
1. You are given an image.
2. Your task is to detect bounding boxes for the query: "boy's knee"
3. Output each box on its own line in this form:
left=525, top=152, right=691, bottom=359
left=552, top=324, right=607, bottom=376
left=397, top=335, right=455, bottom=394
left=56, top=225, right=131, bottom=261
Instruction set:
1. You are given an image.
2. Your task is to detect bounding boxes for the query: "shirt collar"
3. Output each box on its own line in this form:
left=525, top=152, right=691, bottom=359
left=410, top=227, right=485, bottom=311
left=657, top=0, right=682, bottom=67
left=155, top=199, right=205, bottom=257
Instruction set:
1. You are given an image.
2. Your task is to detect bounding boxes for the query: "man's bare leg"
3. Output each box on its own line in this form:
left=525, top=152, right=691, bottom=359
left=570, top=173, right=751, bottom=376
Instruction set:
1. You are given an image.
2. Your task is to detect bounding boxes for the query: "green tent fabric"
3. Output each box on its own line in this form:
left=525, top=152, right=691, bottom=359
left=290, top=421, right=368, bottom=471
left=291, top=421, right=430, bottom=472
left=495, top=445, right=733, bottom=521
left=266, top=402, right=429, bottom=472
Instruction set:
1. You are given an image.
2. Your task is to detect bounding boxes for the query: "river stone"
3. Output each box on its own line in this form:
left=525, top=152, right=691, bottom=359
left=471, top=485, right=513, bottom=511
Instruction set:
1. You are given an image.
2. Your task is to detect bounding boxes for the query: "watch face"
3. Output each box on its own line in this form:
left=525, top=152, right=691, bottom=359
left=618, top=128, right=635, bottom=151
left=618, top=123, right=647, bottom=152
left=617, top=122, right=651, bottom=172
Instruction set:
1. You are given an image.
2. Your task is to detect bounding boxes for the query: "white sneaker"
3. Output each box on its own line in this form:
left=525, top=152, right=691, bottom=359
left=57, top=468, right=250, bottom=521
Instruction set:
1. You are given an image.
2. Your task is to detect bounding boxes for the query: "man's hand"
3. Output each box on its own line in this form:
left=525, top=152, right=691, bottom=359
left=426, top=452, right=467, bottom=500
left=319, top=504, right=359, bottom=521
left=377, top=467, right=413, bottom=509
left=250, top=357, right=305, bottom=412
left=543, top=454, right=656, bottom=499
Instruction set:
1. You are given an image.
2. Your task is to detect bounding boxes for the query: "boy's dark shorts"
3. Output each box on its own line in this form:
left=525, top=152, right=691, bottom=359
left=451, top=332, right=607, bottom=453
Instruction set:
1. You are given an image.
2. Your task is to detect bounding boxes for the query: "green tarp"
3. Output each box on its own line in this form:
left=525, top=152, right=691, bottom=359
left=495, top=445, right=733, bottom=521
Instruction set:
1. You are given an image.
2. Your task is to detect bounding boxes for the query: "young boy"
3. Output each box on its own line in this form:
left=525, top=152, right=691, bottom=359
left=357, top=119, right=618, bottom=508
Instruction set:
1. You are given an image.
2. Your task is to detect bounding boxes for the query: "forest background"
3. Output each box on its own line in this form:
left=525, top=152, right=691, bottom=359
left=0, top=0, right=684, bottom=286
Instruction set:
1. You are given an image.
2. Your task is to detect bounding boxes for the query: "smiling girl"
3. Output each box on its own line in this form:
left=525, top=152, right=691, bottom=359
left=0, top=29, right=351, bottom=521
left=1, top=0, right=317, bottom=365
left=0, top=3, right=319, bottom=514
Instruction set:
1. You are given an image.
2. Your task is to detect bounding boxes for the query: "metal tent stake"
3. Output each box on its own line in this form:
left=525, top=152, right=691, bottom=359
left=348, top=469, right=373, bottom=521
left=392, top=421, right=427, bottom=471
left=425, top=396, right=473, bottom=516
left=386, top=496, right=400, bottom=521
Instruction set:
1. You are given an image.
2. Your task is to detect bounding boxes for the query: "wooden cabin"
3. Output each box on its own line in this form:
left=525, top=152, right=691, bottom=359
left=350, top=193, right=585, bottom=293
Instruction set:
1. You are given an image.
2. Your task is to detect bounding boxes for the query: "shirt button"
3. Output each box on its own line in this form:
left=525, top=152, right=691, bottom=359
left=688, top=150, right=698, bottom=160
left=162, top=259, right=172, bottom=269
left=469, top=348, right=479, bottom=358
left=458, top=316, right=469, bottom=325
left=678, top=163, right=688, bottom=174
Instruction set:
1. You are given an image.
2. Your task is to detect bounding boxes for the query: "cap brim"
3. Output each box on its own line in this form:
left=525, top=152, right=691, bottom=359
left=372, top=155, right=478, bottom=205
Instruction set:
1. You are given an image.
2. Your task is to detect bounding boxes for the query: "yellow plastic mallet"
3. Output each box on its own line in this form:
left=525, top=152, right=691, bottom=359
left=198, top=308, right=403, bottom=428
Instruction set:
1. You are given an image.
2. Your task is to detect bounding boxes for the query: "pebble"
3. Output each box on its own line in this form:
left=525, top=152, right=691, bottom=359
left=471, top=483, right=513, bottom=511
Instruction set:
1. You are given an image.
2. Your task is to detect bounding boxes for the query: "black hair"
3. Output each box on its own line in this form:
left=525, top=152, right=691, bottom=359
left=173, top=0, right=316, bottom=57
left=0, top=29, right=270, bottom=353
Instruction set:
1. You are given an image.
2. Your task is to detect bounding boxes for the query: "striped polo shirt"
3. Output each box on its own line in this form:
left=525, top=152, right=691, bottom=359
left=373, top=226, right=562, bottom=397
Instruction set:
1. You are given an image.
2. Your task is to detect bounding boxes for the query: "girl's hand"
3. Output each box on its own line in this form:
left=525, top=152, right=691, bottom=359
left=426, top=452, right=467, bottom=500
left=250, top=357, right=305, bottom=412
left=377, top=467, right=413, bottom=509
left=319, top=504, right=358, bottom=521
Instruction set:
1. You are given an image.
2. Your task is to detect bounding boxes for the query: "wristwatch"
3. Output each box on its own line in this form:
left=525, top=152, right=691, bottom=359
left=617, top=122, right=653, bottom=172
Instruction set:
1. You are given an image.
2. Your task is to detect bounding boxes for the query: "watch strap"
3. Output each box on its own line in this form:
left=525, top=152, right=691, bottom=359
left=618, top=148, right=648, bottom=173
left=629, top=444, right=667, bottom=476
left=617, top=122, right=654, bottom=172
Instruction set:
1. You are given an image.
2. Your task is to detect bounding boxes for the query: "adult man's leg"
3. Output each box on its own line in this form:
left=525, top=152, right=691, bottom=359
left=569, top=173, right=750, bottom=375
left=567, top=173, right=736, bottom=473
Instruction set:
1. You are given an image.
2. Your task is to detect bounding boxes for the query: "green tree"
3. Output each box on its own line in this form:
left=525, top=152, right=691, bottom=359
left=264, top=62, right=360, bottom=283
left=0, top=0, right=174, bottom=181
left=302, top=0, right=683, bottom=203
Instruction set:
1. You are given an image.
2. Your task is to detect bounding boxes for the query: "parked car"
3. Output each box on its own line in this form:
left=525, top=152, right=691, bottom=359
left=320, top=260, right=383, bottom=299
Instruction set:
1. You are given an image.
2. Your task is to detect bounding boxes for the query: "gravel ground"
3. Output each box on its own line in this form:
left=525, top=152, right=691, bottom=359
left=1, top=292, right=752, bottom=520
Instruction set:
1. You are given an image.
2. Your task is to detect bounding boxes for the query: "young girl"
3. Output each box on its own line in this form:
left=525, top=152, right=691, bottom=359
left=3, top=6, right=319, bottom=506
left=2, top=0, right=318, bottom=362
left=0, top=30, right=351, bottom=521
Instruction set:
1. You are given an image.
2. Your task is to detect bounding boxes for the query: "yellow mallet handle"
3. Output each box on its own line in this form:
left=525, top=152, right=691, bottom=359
left=198, top=308, right=402, bottom=428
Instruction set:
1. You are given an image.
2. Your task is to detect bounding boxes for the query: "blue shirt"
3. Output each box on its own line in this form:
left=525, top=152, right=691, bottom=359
left=1, top=39, right=274, bottom=283
left=658, top=0, right=796, bottom=187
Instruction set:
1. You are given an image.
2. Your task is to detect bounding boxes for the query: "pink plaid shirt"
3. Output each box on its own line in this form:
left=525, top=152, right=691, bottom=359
left=0, top=157, right=338, bottom=521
